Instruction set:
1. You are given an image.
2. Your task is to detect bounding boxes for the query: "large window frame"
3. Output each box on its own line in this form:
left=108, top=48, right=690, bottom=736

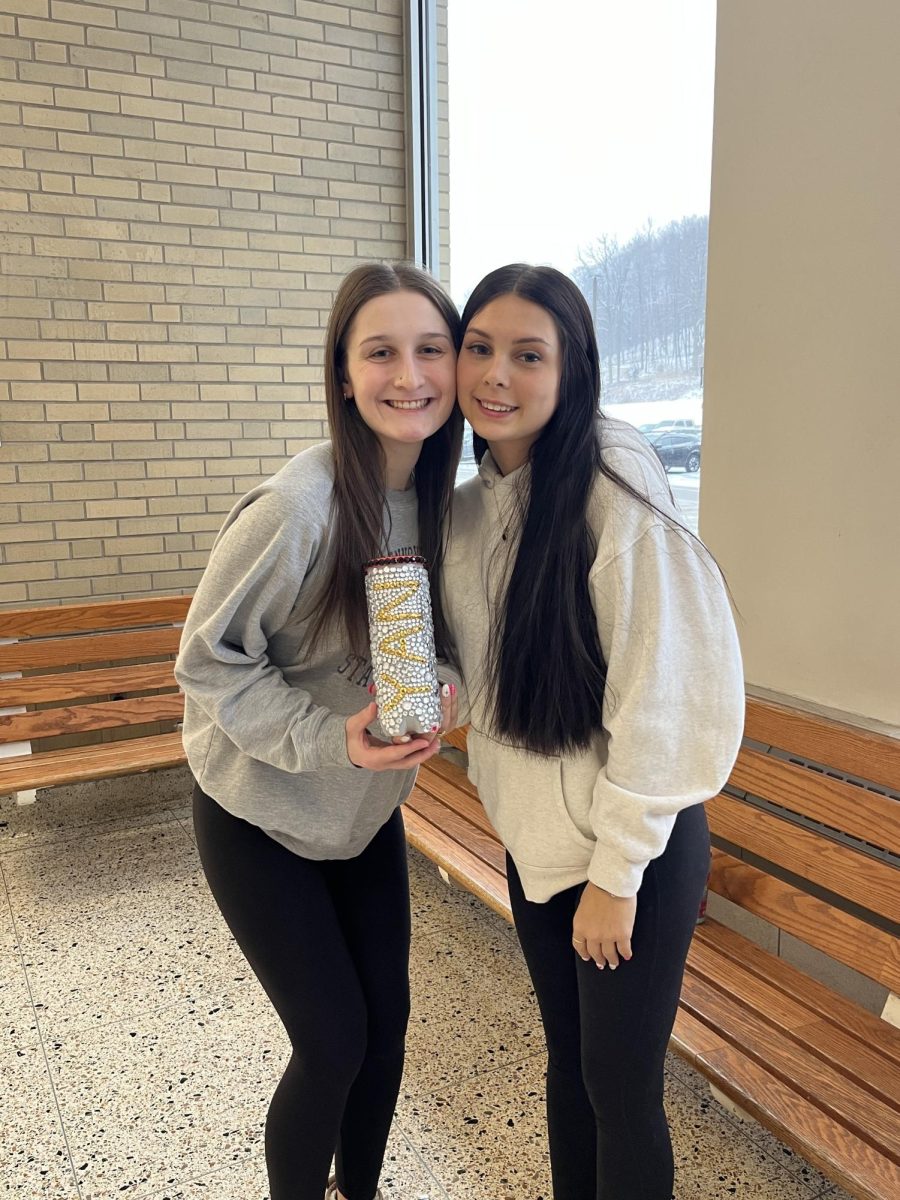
left=404, top=0, right=440, bottom=272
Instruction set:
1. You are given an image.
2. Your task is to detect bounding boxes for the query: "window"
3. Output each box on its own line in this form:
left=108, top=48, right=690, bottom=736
left=436, top=0, right=717, bottom=529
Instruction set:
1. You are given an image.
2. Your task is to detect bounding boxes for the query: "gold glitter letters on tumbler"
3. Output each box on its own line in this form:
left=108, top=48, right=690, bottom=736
left=365, top=556, right=441, bottom=736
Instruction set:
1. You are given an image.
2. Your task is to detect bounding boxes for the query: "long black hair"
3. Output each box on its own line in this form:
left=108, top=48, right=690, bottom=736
left=462, top=263, right=678, bottom=756
left=305, top=263, right=463, bottom=658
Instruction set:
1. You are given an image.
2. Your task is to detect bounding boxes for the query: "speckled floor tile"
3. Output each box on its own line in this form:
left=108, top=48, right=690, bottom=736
left=130, top=1121, right=450, bottom=1200
left=398, top=1051, right=832, bottom=1199
left=0, top=767, right=191, bottom=854
left=170, top=802, right=193, bottom=828
left=0, top=1040, right=80, bottom=1196
left=405, top=919, right=541, bottom=1093
left=375, top=1127, right=453, bottom=1200
left=397, top=1052, right=552, bottom=1199
left=45, top=991, right=285, bottom=1199
left=407, top=845, right=519, bottom=948
left=2, top=820, right=198, bottom=932
left=0, top=884, right=40, bottom=1048
left=21, top=886, right=248, bottom=1041
left=667, top=1055, right=840, bottom=1192
left=129, top=1155, right=270, bottom=1200
left=2, top=810, right=249, bottom=1040
left=666, top=1072, right=830, bottom=1198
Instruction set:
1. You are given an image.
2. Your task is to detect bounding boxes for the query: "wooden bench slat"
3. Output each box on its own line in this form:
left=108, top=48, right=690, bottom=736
left=0, top=693, right=184, bottom=744
left=2, top=627, right=182, bottom=672
left=707, top=791, right=900, bottom=922
left=426, top=751, right=479, bottom=798
left=745, top=695, right=900, bottom=795
left=0, top=662, right=178, bottom=706
left=0, top=731, right=186, bottom=793
left=670, top=1005, right=729, bottom=1064
left=693, top=921, right=900, bottom=1072
left=686, top=935, right=900, bottom=1108
left=414, top=761, right=497, bottom=838
left=708, top=847, right=900, bottom=993
left=680, top=971, right=900, bottom=1158
left=405, top=788, right=507, bottom=875
left=402, top=804, right=511, bottom=921
left=0, top=596, right=192, bottom=639
left=730, top=747, right=899, bottom=855
left=441, top=726, right=469, bottom=753
left=693, top=1039, right=900, bottom=1200
left=672, top=1006, right=900, bottom=1200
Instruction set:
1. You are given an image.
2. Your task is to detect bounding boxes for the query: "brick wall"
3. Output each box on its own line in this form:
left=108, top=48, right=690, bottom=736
left=0, top=0, right=408, bottom=606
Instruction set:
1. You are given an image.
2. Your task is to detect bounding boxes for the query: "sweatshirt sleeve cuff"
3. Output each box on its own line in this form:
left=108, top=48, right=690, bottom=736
left=315, top=711, right=354, bottom=769
left=587, top=843, right=648, bottom=900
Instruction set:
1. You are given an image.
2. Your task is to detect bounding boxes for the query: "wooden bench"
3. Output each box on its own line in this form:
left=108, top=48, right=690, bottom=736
left=406, top=700, right=900, bottom=1200
left=0, top=596, right=191, bottom=803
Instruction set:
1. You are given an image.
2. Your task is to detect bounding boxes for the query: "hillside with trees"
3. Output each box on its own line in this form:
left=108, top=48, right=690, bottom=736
left=573, top=215, right=708, bottom=402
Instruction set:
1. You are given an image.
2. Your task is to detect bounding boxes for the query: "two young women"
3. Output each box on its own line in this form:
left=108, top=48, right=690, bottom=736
left=176, top=260, right=743, bottom=1200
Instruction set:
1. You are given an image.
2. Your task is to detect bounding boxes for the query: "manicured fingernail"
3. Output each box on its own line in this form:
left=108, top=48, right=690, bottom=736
left=441, top=683, right=450, bottom=697
left=431, top=724, right=439, bottom=732
left=450, top=683, right=457, bottom=695
left=596, top=963, right=605, bottom=970
left=609, top=964, right=618, bottom=971
left=399, top=735, right=411, bottom=743
left=368, top=683, right=375, bottom=694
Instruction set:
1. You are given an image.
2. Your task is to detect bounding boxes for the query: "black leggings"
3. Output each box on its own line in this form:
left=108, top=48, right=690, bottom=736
left=193, top=784, right=411, bottom=1200
left=507, top=803, right=710, bottom=1200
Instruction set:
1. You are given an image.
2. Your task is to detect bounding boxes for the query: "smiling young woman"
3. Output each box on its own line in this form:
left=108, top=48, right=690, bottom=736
left=444, top=263, right=744, bottom=1200
left=340, top=290, right=458, bottom=482
left=456, top=291, right=563, bottom=475
left=176, top=263, right=462, bottom=1200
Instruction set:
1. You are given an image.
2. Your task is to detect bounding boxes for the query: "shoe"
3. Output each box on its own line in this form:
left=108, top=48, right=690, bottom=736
left=324, top=1177, right=383, bottom=1200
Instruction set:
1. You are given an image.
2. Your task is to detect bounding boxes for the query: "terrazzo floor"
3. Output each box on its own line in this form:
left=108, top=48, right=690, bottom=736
left=0, top=767, right=853, bottom=1200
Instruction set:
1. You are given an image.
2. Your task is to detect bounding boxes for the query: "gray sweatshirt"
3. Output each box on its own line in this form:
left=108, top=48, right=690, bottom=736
left=443, top=419, right=745, bottom=902
left=175, top=440, right=421, bottom=860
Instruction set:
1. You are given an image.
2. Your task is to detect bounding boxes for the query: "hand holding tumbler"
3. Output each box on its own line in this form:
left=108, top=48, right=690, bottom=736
left=364, top=554, right=442, bottom=738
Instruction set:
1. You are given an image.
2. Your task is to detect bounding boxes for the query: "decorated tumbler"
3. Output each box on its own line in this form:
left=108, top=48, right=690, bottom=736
left=364, top=554, right=442, bottom=738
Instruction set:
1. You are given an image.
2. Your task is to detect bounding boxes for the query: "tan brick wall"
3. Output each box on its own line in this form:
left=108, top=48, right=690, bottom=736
left=0, top=0, right=407, bottom=606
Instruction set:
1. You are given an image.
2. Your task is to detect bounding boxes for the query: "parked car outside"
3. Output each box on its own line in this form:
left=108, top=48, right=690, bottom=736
left=646, top=428, right=702, bottom=473
left=638, top=418, right=702, bottom=434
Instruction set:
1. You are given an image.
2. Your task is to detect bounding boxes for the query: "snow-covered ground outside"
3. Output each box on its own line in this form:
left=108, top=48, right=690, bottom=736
left=603, top=386, right=703, bottom=431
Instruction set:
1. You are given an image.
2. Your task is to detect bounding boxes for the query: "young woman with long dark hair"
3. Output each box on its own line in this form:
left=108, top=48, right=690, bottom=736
left=443, top=264, right=744, bottom=1199
left=175, top=263, right=462, bottom=1200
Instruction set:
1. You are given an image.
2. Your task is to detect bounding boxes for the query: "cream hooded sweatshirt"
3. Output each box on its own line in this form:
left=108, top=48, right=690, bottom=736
left=443, top=419, right=744, bottom=903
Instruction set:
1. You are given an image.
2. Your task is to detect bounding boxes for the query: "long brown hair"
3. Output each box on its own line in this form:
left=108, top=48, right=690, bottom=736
left=305, top=262, right=463, bottom=657
left=463, top=264, right=694, bottom=755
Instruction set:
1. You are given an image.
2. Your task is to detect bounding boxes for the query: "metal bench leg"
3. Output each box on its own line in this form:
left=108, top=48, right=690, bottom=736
left=882, top=993, right=900, bottom=1030
left=710, top=1083, right=754, bottom=1123
left=1, top=662, right=35, bottom=806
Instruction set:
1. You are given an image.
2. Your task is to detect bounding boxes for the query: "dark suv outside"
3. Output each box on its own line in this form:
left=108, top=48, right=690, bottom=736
left=646, top=428, right=701, bottom=473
